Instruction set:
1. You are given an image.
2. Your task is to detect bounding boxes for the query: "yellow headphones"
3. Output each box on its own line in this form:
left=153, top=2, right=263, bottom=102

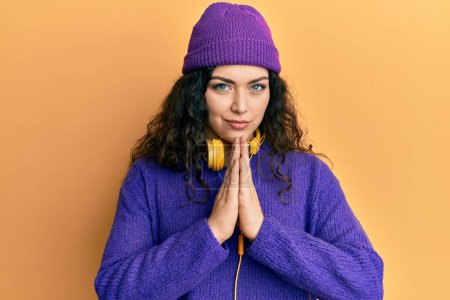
left=206, top=128, right=266, bottom=171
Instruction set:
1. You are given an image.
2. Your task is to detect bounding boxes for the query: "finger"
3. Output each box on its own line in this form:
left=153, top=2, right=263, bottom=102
left=231, top=156, right=240, bottom=189
left=217, top=171, right=226, bottom=199
left=226, top=137, right=239, bottom=184
left=231, top=136, right=237, bottom=160
left=235, top=136, right=241, bottom=184
left=230, top=136, right=240, bottom=176
left=239, top=136, right=250, bottom=187
left=217, top=167, right=229, bottom=200
left=239, top=156, right=251, bottom=190
left=233, top=136, right=240, bottom=161
left=218, top=137, right=236, bottom=200
left=222, top=138, right=234, bottom=184
left=223, top=157, right=233, bottom=198
left=224, top=137, right=239, bottom=199
left=220, top=137, right=234, bottom=186
left=226, top=138, right=239, bottom=185
left=241, top=135, right=249, bottom=163
left=232, top=136, right=240, bottom=169
left=244, top=136, right=255, bottom=186
left=225, top=157, right=239, bottom=200
left=241, top=136, right=251, bottom=173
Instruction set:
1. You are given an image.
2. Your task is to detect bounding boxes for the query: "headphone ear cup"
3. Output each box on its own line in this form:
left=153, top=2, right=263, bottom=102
left=215, top=140, right=224, bottom=171
left=249, top=128, right=262, bottom=155
left=215, top=139, right=224, bottom=171
left=249, top=137, right=259, bottom=155
left=207, top=138, right=224, bottom=171
left=207, top=139, right=214, bottom=170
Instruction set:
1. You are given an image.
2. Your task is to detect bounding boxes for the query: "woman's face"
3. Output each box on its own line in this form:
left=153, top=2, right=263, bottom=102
left=204, top=65, right=270, bottom=145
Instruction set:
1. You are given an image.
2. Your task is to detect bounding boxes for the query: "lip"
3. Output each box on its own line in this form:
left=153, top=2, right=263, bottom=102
left=227, top=119, right=250, bottom=123
left=226, top=120, right=249, bottom=130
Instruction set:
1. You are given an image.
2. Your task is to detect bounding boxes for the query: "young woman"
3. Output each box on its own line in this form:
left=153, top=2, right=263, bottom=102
left=94, top=2, right=384, bottom=299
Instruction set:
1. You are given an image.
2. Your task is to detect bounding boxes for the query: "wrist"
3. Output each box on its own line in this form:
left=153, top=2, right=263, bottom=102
left=207, top=219, right=225, bottom=244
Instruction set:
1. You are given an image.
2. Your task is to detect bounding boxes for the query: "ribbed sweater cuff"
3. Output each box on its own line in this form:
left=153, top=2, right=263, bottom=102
left=245, top=214, right=295, bottom=266
left=199, top=217, right=230, bottom=260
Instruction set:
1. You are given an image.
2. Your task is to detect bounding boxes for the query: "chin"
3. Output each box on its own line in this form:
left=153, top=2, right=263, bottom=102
left=216, top=134, right=236, bottom=144
left=221, top=130, right=252, bottom=144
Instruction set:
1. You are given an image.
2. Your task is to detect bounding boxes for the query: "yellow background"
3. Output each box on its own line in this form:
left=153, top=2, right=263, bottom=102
left=1, top=1, right=449, bottom=299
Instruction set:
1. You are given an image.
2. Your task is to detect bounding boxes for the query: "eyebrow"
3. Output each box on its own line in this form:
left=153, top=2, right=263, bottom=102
left=209, top=76, right=269, bottom=84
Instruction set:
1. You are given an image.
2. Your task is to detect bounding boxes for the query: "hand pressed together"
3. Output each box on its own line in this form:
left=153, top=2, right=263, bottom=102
left=208, top=136, right=264, bottom=244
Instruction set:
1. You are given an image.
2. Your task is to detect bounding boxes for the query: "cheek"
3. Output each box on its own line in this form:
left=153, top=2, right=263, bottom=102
left=205, top=94, right=228, bottom=115
left=205, top=99, right=223, bottom=127
left=251, top=97, right=270, bottom=117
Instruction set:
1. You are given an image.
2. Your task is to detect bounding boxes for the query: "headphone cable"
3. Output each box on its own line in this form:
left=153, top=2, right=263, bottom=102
left=234, top=230, right=245, bottom=300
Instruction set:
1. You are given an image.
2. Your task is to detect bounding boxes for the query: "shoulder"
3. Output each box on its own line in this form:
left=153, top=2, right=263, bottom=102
left=125, top=156, right=164, bottom=186
left=133, top=155, right=159, bottom=170
left=133, top=155, right=180, bottom=173
left=288, top=150, right=338, bottom=190
left=130, top=155, right=187, bottom=184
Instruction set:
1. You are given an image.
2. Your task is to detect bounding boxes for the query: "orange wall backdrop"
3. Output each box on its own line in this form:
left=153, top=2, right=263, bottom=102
left=1, top=1, right=449, bottom=299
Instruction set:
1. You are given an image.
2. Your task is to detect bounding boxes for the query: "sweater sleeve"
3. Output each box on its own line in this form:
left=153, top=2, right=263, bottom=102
left=245, top=159, right=384, bottom=300
left=94, top=159, right=230, bottom=300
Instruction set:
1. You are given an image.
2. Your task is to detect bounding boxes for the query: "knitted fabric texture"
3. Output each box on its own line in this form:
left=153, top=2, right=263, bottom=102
left=182, top=2, right=281, bottom=74
left=94, top=142, right=384, bottom=299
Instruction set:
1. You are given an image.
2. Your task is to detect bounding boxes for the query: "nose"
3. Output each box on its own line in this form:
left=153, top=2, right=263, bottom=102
left=231, top=90, right=248, bottom=114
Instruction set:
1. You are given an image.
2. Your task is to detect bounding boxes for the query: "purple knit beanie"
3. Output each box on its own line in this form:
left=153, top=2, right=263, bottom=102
left=182, top=2, right=281, bottom=75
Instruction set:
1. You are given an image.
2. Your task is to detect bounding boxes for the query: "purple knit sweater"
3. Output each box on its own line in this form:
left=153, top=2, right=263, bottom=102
left=94, top=141, right=384, bottom=299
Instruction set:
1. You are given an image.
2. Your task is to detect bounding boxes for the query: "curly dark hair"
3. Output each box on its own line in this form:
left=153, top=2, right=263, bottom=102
left=128, top=66, right=332, bottom=207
